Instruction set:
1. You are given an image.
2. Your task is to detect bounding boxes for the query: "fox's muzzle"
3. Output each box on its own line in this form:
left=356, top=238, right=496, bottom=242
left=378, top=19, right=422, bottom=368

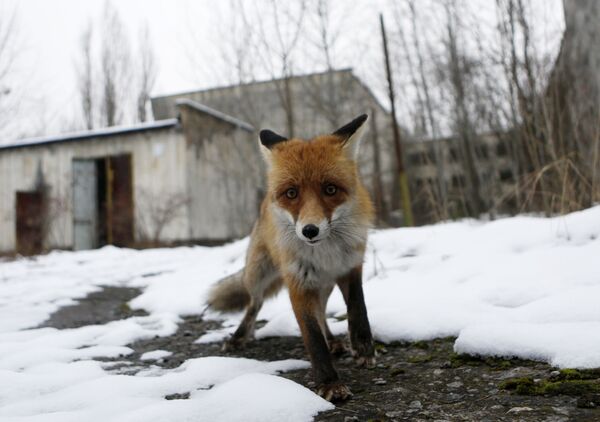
left=296, top=219, right=330, bottom=245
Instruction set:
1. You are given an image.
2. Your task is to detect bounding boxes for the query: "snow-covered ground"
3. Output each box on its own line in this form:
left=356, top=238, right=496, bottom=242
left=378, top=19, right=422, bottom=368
left=1, top=206, right=599, bottom=420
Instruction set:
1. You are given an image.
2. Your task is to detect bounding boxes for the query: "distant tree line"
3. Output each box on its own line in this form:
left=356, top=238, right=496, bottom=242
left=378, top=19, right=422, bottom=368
left=387, top=0, right=599, bottom=220
left=75, top=1, right=157, bottom=130
left=4, top=0, right=596, bottom=224
left=185, top=0, right=598, bottom=222
left=0, top=4, right=21, bottom=140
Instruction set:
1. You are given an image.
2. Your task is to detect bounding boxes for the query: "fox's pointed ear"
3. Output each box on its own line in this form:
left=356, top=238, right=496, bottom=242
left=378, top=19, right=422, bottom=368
left=260, top=129, right=287, bottom=149
left=258, top=129, right=287, bottom=164
left=333, top=114, right=368, bottom=159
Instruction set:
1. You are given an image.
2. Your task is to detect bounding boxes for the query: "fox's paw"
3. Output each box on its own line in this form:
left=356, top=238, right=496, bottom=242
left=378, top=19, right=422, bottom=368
left=316, top=382, right=353, bottom=402
left=354, top=355, right=376, bottom=368
left=351, top=340, right=376, bottom=368
left=221, top=336, right=246, bottom=352
left=328, top=338, right=349, bottom=356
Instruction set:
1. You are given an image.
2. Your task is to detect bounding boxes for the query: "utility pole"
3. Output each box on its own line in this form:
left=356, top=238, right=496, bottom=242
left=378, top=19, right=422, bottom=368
left=380, top=14, right=415, bottom=226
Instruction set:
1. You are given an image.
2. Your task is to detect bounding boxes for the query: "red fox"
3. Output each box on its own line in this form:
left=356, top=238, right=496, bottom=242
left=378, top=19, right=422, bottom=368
left=207, top=115, right=375, bottom=401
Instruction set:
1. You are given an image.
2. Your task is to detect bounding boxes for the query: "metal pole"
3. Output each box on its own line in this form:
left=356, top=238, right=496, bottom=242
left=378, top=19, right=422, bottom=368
left=380, top=14, right=415, bottom=226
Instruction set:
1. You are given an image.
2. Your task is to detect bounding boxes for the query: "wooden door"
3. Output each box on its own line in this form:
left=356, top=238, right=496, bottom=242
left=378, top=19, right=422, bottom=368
left=72, top=159, right=98, bottom=250
left=108, top=154, right=134, bottom=246
left=16, top=191, right=45, bottom=255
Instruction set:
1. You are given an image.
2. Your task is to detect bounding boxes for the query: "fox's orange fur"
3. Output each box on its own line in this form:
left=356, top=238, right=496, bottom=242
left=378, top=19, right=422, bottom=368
left=208, top=115, right=375, bottom=401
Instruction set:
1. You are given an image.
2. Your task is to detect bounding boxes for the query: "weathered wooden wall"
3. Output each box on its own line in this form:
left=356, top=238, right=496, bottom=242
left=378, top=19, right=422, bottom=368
left=178, top=103, right=263, bottom=241
left=0, top=126, right=187, bottom=253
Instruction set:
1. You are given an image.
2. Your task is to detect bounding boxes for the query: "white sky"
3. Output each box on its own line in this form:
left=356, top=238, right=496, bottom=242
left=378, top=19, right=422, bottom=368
left=1, top=0, right=564, bottom=142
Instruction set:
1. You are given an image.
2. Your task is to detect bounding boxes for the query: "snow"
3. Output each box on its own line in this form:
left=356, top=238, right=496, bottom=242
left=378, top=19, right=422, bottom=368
left=140, top=350, right=173, bottom=361
left=0, top=119, right=179, bottom=150
left=0, top=206, right=599, bottom=420
left=0, top=358, right=322, bottom=422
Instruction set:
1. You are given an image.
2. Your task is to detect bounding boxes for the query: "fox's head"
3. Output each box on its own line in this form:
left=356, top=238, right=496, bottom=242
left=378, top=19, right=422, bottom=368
left=259, top=115, right=373, bottom=248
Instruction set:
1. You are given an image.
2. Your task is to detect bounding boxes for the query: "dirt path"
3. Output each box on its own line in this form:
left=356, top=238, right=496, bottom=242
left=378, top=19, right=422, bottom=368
left=41, top=287, right=600, bottom=421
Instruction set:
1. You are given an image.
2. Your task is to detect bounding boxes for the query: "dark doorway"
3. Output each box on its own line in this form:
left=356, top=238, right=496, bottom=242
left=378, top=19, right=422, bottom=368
left=107, top=154, right=134, bottom=247
left=72, top=153, right=134, bottom=250
left=16, top=191, right=46, bottom=255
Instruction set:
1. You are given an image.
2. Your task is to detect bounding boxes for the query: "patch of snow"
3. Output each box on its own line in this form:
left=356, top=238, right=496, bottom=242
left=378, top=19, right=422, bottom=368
left=140, top=350, right=173, bottom=361
left=454, top=322, right=600, bottom=368
left=112, top=373, right=332, bottom=422
left=1, top=206, right=599, bottom=420
left=0, top=357, right=318, bottom=421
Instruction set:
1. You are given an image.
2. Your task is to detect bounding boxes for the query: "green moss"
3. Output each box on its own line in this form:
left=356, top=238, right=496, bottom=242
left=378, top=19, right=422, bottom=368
left=500, top=377, right=534, bottom=393
left=500, top=376, right=600, bottom=397
left=408, top=354, right=433, bottom=364
left=544, top=380, right=600, bottom=395
left=375, top=343, right=388, bottom=354
left=450, top=352, right=519, bottom=369
left=412, top=340, right=430, bottom=350
left=556, top=368, right=600, bottom=381
left=119, top=302, right=131, bottom=314
left=390, top=367, right=406, bottom=376
left=450, top=352, right=487, bottom=367
left=558, top=369, right=582, bottom=379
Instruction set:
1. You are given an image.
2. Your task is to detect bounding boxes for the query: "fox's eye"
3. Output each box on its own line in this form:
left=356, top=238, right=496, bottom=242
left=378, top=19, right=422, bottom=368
left=285, top=188, right=298, bottom=199
left=324, top=184, right=337, bottom=196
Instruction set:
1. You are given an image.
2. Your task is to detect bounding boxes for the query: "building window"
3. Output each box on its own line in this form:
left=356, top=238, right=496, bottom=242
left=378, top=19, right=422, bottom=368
left=426, top=149, right=435, bottom=164
left=476, top=144, right=489, bottom=160
left=409, top=153, right=422, bottom=166
left=451, top=175, right=465, bottom=188
left=496, top=141, right=508, bottom=156
left=449, top=148, right=460, bottom=162
left=499, top=168, right=514, bottom=182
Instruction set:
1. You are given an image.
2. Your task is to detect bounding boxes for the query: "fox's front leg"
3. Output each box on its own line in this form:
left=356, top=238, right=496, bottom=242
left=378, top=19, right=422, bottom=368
left=337, top=266, right=375, bottom=367
left=288, top=283, right=352, bottom=402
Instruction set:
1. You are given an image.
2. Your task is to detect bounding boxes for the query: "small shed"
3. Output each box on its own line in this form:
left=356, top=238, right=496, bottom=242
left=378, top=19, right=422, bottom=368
left=0, top=102, right=261, bottom=255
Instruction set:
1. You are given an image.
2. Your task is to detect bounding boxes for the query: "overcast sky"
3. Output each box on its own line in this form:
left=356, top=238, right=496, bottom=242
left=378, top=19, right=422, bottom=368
left=1, top=0, right=564, bottom=142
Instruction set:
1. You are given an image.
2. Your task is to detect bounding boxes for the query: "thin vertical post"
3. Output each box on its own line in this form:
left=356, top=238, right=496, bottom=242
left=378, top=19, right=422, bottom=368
left=380, top=14, right=414, bottom=226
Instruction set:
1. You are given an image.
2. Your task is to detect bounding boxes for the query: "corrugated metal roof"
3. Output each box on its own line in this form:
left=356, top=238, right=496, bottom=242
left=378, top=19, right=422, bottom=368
left=0, top=119, right=179, bottom=151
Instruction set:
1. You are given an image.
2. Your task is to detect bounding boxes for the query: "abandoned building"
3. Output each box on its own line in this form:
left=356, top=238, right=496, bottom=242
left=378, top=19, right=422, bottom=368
left=151, top=68, right=401, bottom=219
left=0, top=68, right=515, bottom=255
left=152, top=68, right=517, bottom=223
left=0, top=101, right=261, bottom=255
left=406, top=132, right=517, bottom=221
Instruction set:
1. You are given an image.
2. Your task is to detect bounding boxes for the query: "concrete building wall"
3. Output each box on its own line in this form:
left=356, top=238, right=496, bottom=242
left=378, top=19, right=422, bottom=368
left=405, top=133, right=516, bottom=221
left=178, top=104, right=262, bottom=241
left=0, top=127, right=187, bottom=253
left=152, top=69, right=400, bottom=219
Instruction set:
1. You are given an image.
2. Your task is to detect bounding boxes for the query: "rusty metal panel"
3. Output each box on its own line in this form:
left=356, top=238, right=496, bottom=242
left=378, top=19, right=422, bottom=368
left=15, top=191, right=45, bottom=255
left=72, top=159, right=98, bottom=250
left=108, top=154, right=134, bottom=246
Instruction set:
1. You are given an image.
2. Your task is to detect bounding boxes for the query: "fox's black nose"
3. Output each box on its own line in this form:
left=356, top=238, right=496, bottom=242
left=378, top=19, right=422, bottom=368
left=302, top=224, right=320, bottom=239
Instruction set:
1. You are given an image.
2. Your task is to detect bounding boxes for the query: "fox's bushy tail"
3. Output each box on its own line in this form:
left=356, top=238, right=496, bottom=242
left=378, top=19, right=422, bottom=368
left=206, top=269, right=250, bottom=312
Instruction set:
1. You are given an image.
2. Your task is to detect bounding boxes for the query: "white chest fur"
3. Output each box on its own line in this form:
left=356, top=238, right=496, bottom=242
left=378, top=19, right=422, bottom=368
left=286, top=240, right=365, bottom=289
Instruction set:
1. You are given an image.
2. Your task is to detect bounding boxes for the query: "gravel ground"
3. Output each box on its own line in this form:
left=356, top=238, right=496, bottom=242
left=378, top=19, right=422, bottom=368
left=40, top=286, right=600, bottom=421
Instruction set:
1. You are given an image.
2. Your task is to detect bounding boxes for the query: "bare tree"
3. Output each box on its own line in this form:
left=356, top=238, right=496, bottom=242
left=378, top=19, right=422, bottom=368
left=100, top=2, right=132, bottom=127
left=76, top=21, right=94, bottom=130
left=136, top=23, right=156, bottom=122
left=253, top=0, right=307, bottom=137
left=442, top=1, right=487, bottom=216
left=74, top=4, right=157, bottom=129
left=136, top=189, right=190, bottom=246
left=300, top=0, right=347, bottom=127
left=0, top=5, right=20, bottom=137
